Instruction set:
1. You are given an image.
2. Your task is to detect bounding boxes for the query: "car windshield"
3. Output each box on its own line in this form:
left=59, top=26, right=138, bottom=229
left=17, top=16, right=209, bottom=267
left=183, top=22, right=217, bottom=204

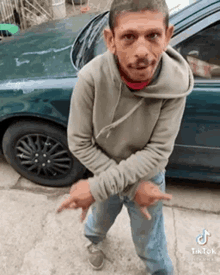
left=72, top=11, right=109, bottom=70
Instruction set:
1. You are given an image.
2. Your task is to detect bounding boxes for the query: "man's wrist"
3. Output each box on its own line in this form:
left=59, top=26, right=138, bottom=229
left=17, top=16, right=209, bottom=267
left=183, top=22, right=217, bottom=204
left=87, top=177, right=106, bottom=202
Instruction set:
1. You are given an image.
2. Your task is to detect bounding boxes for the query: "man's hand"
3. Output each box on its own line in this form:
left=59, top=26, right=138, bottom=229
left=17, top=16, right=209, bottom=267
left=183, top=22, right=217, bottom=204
left=134, top=181, right=172, bottom=220
left=69, top=182, right=90, bottom=222
left=56, top=179, right=95, bottom=222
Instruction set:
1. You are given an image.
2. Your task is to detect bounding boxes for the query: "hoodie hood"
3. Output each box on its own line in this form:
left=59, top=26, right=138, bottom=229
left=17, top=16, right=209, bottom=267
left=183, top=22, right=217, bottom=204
left=107, top=45, right=194, bottom=99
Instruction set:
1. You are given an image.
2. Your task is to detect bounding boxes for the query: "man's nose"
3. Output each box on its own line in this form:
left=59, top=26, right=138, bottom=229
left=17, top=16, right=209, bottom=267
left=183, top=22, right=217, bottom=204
left=134, top=38, right=150, bottom=58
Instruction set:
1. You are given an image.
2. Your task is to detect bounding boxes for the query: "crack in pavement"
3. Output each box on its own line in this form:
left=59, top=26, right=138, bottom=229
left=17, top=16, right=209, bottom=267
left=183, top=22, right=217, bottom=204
left=18, top=208, right=55, bottom=274
left=17, top=215, right=46, bottom=274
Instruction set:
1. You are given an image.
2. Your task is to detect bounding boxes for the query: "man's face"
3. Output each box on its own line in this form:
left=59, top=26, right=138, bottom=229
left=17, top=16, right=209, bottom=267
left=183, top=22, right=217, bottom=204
left=110, top=10, right=173, bottom=83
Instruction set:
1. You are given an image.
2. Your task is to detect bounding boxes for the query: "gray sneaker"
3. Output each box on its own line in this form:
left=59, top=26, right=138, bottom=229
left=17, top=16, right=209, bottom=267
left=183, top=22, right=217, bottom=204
left=86, top=242, right=106, bottom=270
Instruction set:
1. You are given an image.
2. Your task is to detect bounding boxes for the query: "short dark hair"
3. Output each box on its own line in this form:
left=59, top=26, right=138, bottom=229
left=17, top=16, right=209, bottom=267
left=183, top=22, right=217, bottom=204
left=109, top=0, right=169, bottom=35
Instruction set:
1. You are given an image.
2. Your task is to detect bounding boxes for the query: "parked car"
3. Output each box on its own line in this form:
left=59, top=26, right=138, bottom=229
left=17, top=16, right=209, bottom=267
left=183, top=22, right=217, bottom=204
left=0, top=0, right=219, bottom=187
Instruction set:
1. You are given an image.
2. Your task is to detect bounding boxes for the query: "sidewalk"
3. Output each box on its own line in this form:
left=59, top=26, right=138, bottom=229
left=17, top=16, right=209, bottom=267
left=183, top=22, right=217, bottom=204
left=0, top=156, right=220, bottom=275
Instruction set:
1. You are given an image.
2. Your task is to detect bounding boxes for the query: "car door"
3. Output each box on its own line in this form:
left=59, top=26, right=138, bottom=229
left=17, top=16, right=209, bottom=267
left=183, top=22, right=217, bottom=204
left=167, top=12, right=220, bottom=181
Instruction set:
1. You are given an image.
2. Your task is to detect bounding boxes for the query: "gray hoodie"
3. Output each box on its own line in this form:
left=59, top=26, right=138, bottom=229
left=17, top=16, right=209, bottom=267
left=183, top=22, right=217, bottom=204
left=67, top=45, right=194, bottom=202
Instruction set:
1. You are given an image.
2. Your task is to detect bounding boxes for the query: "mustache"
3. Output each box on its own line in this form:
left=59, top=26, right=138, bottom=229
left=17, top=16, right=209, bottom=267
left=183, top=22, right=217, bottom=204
left=131, top=59, right=153, bottom=68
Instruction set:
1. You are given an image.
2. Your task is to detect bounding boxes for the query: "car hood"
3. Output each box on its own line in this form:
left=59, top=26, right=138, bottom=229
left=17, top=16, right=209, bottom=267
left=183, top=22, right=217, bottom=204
left=0, top=12, right=98, bottom=83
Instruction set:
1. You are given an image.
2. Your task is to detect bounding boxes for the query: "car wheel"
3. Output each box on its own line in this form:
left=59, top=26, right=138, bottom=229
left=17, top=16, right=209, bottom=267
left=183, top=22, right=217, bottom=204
left=2, top=120, right=87, bottom=187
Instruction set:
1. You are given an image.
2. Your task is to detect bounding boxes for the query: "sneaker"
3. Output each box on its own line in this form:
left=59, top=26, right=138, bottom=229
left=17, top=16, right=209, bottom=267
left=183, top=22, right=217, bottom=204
left=86, top=242, right=106, bottom=270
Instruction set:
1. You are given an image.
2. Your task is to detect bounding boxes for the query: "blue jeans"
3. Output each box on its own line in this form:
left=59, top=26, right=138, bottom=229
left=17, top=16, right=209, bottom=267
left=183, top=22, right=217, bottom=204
left=84, top=171, right=174, bottom=275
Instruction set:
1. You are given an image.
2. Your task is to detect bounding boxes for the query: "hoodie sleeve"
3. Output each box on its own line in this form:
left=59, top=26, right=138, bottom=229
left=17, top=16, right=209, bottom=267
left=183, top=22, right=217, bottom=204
left=67, top=73, right=118, bottom=177
left=88, top=96, right=187, bottom=202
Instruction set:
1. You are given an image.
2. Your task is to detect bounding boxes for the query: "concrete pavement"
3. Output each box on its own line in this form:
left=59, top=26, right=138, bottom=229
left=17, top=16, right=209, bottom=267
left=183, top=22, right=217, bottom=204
left=0, top=155, right=220, bottom=275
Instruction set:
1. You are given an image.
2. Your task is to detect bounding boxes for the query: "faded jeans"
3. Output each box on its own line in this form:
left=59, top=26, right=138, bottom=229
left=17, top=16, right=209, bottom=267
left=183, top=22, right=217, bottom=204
left=84, top=171, right=174, bottom=275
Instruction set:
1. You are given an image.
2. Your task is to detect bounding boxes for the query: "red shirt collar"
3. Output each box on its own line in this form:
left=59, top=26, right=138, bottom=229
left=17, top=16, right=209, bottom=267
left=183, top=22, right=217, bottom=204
left=121, top=75, right=149, bottom=90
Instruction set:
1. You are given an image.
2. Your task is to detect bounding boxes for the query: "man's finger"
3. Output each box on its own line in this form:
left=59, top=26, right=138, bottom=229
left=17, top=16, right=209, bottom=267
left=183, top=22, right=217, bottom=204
left=150, top=189, right=172, bottom=201
left=139, top=206, right=152, bottom=220
left=57, top=196, right=76, bottom=213
left=69, top=202, right=78, bottom=209
left=156, top=193, right=172, bottom=201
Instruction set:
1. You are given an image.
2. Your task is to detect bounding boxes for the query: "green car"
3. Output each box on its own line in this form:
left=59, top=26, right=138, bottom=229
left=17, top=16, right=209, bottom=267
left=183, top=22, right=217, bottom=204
left=0, top=0, right=220, bottom=187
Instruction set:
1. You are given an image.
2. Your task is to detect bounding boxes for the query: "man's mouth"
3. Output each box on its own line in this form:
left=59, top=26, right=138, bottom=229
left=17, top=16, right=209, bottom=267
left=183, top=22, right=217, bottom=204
left=131, top=63, right=151, bottom=70
left=135, top=66, right=147, bottom=70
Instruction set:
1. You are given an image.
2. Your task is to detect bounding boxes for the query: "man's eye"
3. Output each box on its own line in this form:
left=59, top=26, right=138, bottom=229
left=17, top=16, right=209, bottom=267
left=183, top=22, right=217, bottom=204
left=148, top=33, right=159, bottom=40
left=123, top=34, right=135, bottom=41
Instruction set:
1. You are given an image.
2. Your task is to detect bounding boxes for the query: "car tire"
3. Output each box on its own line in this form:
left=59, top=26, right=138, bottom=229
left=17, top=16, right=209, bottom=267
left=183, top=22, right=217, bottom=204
left=2, top=120, right=87, bottom=187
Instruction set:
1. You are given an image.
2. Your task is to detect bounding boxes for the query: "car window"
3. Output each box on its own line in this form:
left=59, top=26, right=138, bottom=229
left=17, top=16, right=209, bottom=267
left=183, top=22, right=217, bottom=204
left=71, top=12, right=108, bottom=70
left=174, top=21, right=220, bottom=80
left=94, top=30, right=107, bottom=56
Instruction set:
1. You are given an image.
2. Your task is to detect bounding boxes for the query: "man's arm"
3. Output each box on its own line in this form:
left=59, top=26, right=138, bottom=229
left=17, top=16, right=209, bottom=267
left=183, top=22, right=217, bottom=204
left=68, top=73, right=118, bottom=176
left=68, top=72, right=186, bottom=202
left=87, top=96, right=186, bottom=201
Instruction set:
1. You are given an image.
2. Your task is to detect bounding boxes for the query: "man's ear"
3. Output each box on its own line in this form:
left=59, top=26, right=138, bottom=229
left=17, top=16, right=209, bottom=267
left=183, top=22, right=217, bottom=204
left=103, top=28, right=116, bottom=54
left=164, top=24, right=174, bottom=51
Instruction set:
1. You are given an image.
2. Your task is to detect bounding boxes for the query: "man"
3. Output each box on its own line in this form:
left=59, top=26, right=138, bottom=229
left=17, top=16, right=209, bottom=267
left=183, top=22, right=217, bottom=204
left=57, top=0, right=194, bottom=274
